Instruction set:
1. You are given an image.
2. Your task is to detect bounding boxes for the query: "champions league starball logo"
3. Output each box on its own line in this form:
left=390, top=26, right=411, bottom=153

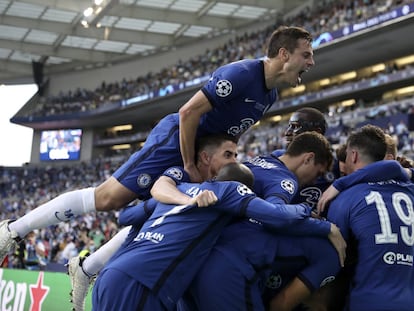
left=281, top=179, right=295, bottom=194
left=215, top=79, right=232, bottom=97
left=237, top=184, right=253, bottom=196
left=165, top=167, right=183, bottom=180
left=266, top=274, right=282, bottom=289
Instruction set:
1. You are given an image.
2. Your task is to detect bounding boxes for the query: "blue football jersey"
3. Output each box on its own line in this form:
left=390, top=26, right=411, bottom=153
left=244, top=153, right=331, bottom=236
left=261, top=235, right=340, bottom=308
left=112, top=59, right=277, bottom=196
left=189, top=210, right=340, bottom=311
left=118, top=166, right=190, bottom=226
left=333, top=160, right=410, bottom=192
left=102, top=179, right=312, bottom=311
left=198, top=59, right=277, bottom=138
left=118, top=198, right=157, bottom=227
left=270, top=149, right=338, bottom=210
left=187, top=155, right=336, bottom=310
left=245, top=154, right=298, bottom=204
left=291, top=171, right=336, bottom=210
left=162, top=166, right=191, bottom=184
left=328, top=171, right=414, bottom=311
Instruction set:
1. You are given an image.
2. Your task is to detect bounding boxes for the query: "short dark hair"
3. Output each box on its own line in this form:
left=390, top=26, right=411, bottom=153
left=215, top=163, right=254, bottom=189
left=347, top=125, right=386, bottom=162
left=286, top=132, right=333, bottom=169
left=294, top=107, right=327, bottom=135
left=267, top=26, right=313, bottom=58
left=335, top=144, right=347, bottom=163
left=195, top=133, right=238, bottom=163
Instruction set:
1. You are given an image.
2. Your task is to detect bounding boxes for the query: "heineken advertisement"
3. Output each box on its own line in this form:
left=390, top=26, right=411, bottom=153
left=0, top=268, right=92, bottom=311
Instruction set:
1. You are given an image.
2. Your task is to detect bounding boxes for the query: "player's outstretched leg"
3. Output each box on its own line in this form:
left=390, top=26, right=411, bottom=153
left=0, top=187, right=97, bottom=263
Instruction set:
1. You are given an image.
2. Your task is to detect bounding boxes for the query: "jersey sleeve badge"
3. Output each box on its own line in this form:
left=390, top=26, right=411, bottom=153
left=215, top=79, right=232, bottom=97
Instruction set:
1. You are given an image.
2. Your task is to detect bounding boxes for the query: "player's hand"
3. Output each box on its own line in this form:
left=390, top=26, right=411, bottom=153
left=191, top=190, right=218, bottom=207
left=310, top=210, right=325, bottom=220
left=327, top=223, right=346, bottom=267
left=317, top=185, right=339, bottom=215
left=185, top=164, right=203, bottom=183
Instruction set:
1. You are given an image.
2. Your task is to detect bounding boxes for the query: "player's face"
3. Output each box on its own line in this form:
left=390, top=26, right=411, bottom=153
left=297, top=158, right=327, bottom=186
left=208, top=141, right=238, bottom=178
left=345, top=146, right=357, bottom=175
left=284, top=112, right=315, bottom=146
left=283, top=39, right=314, bottom=87
left=284, top=113, right=304, bottom=145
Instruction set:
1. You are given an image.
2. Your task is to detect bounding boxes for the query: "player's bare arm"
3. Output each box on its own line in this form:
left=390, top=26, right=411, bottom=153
left=179, top=91, right=213, bottom=182
left=327, top=223, right=346, bottom=267
left=151, top=175, right=192, bottom=205
left=317, top=184, right=340, bottom=214
left=269, top=277, right=312, bottom=311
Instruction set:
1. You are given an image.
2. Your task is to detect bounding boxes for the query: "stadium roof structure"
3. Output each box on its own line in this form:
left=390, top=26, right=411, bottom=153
left=0, top=0, right=304, bottom=82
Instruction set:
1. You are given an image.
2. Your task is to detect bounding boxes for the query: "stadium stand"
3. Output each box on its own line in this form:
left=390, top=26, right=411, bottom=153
left=12, top=0, right=411, bottom=119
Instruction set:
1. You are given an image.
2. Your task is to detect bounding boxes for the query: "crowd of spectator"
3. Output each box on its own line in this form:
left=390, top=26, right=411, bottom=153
left=24, top=0, right=408, bottom=118
left=0, top=157, right=125, bottom=270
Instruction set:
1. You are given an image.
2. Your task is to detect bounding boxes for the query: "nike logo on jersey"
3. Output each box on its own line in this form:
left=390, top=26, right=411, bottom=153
left=244, top=98, right=256, bottom=103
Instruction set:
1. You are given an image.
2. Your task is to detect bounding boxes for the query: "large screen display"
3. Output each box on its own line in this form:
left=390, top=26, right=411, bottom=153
left=40, top=129, right=82, bottom=161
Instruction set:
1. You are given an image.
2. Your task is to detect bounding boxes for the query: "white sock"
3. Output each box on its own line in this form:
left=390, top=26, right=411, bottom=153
left=9, top=187, right=96, bottom=238
left=82, top=226, right=131, bottom=276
